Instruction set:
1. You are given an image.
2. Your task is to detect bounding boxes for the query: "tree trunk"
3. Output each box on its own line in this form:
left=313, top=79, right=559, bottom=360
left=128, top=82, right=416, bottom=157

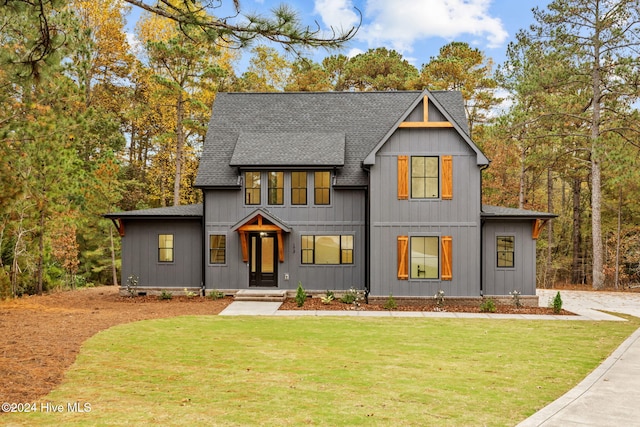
left=36, top=206, right=45, bottom=295
left=110, top=226, right=119, bottom=287
left=545, top=168, right=554, bottom=288
left=571, top=177, right=583, bottom=284
left=518, top=146, right=526, bottom=209
left=614, top=189, right=622, bottom=289
left=173, top=90, right=185, bottom=206
left=590, top=38, right=604, bottom=289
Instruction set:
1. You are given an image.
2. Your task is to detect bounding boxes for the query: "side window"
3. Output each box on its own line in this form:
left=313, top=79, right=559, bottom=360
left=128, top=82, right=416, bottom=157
left=291, top=171, right=307, bottom=205
left=158, top=234, right=174, bottom=263
left=314, top=171, right=331, bottom=205
left=497, top=236, right=515, bottom=268
left=411, top=156, right=439, bottom=198
left=245, top=171, right=261, bottom=205
left=268, top=171, right=284, bottom=205
left=209, top=235, right=226, bottom=264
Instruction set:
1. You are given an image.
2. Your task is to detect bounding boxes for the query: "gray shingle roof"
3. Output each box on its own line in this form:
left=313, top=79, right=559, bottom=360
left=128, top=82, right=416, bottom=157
left=104, top=204, right=203, bottom=218
left=481, top=205, right=557, bottom=219
left=230, top=132, right=345, bottom=166
left=195, top=90, right=478, bottom=188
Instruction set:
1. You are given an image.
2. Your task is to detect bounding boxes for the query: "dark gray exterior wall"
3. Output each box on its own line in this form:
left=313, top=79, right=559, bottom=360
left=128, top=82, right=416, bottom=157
left=369, top=127, right=483, bottom=297
left=204, top=181, right=366, bottom=292
left=120, top=219, right=202, bottom=288
left=482, top=220, right=537, bottom=296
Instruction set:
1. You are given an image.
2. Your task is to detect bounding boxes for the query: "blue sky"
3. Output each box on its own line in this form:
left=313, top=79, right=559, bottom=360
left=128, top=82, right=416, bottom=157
left=126, top=0, right=552, bottom=72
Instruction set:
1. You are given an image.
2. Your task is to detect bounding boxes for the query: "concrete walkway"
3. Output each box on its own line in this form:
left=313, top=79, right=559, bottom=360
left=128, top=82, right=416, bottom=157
left=219, top=289, right=640, bottom=426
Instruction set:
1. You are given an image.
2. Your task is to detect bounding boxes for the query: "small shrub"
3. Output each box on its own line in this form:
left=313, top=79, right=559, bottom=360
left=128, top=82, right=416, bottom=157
left=159, top=290, right=173, bottom=300
left=295, top=282, right=307, bottom=307
left=125, top=275, right=139, bottom=297
left=340, top=288, right=357, bottom=304
left=553, top=291, right=563, bottom=314
left=434, top=289, right=445, bottom=310
left=321, top=290, right=335, bottom=305
left=510, top=290, right=522, bottom=308
left=383, top=294, right=397, bottom=310
left=340, top=287, right=364, bottom=310
left=480, top=298, right=497, bottom=313
left=208, top=290, right=225, bottom=300
left=184, top=288, right=197, bottom=298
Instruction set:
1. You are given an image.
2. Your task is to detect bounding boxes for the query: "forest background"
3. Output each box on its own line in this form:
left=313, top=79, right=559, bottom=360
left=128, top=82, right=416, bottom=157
left=1, top=0, right=640, bottom=297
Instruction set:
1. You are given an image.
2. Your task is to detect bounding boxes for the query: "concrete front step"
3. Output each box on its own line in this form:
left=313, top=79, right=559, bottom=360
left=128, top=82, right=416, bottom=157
left=234, top=289, right=287, bottom=302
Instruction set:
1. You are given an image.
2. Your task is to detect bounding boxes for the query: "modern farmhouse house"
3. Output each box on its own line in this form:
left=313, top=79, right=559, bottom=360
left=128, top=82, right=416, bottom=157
left=106, top=90, right=555, bottom=300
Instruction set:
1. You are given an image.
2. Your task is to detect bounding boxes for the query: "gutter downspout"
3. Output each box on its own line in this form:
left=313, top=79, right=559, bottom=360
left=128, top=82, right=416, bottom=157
left=479, top=164, right=489, bottom=296
left=201, top=195, right=207, bottom=297
left=363, top=164, right=371, bottom=304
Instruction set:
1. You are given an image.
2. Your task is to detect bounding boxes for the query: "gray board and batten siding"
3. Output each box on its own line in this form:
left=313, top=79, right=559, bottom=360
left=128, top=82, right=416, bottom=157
left=481, top=206, right=557, bottom=296
left=366, top=108, right=486, bottom=297
left=203, top=187, right=366, bottom=292
left=106, top=205, right=203, bottom=289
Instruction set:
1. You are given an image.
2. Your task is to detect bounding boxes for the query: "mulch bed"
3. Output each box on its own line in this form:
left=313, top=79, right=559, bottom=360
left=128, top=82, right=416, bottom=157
left=280, top=297, right=575, bottom=315
left=1, top=284, right=616, bottom=408
left=0, top=286, right=231, bottom=406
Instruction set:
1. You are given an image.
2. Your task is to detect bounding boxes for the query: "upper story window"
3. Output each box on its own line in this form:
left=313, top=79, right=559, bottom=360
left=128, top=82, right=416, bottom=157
left=245, top=171, right=261, bottom=205
left=268, top=171, right=284, bottom=205
left=243, top=170, right=330, bottom=206
left=158, top=234, right=174, bottom=263
left=291, top=171, right=307, bottom=205
left=497, top=236, right=515, bottom=268
left=314, top=171, right=331, bottom=205
left=411, top=156, right=439, bottom=198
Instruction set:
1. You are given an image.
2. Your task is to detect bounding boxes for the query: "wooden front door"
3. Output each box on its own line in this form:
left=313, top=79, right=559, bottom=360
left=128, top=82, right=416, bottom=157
left=249, top=232, right=277, bottom=287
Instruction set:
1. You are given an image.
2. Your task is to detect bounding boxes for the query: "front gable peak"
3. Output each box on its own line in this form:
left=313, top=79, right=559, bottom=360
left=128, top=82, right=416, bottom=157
left=363, top=89, right=489, bottom=166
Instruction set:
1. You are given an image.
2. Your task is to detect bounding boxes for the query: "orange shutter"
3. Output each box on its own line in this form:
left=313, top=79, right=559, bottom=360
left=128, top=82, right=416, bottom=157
left=441, top=236, right=452, bottom=280
left=397, top=155, right=408, bottom=200
left=441, top=155, right=453, bottom=200
left=397, top=236, right=409, bottom=280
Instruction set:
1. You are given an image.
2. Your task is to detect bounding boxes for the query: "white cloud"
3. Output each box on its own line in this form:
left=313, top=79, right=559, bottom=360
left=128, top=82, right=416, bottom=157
left=314, top=0, right=361, bottom=31
left=349, top=0, right=507, bottom=53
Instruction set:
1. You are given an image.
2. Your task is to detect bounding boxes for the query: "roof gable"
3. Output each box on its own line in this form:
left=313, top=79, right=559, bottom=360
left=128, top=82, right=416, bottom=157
left=363, top=89, right=489, bottom=166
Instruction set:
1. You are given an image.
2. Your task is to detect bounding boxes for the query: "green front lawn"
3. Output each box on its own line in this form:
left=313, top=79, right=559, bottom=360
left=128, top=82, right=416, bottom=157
left=7, top=315, right=639, bottom=426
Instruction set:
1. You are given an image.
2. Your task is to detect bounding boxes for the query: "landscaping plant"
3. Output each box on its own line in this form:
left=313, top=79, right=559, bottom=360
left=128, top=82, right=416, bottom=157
left=553, top=291, right=563, bottom=314
left=480, top=298, right=497, bottom=313
left=295, top=282, right=306, bottom=307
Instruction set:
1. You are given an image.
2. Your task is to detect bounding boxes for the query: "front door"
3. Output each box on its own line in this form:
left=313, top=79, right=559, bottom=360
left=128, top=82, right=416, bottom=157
left=249, top=232, right=277, bottom=287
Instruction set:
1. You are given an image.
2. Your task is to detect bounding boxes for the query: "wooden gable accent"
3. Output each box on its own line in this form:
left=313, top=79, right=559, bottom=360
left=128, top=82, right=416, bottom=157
left=397, top=236, right=409, bottom=280
left=441, top=155, right=453, bottom=200
left=532, top=219, right=549, bottom=240
left=236, top=214, right=286, bottom=263
left=441, top=236, right=453, bottom=280
left=397, top=155, right=408, bottom=199
left=110, top=218, right=125, bottom=237
left=399, top=95, right=454, bottom=128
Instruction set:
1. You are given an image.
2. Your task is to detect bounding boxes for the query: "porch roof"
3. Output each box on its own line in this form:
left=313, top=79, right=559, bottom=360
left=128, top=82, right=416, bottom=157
left=481, top=205, right=557, bottom=220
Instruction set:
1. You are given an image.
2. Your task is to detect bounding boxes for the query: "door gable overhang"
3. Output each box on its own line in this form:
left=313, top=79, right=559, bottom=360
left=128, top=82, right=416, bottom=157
left=231, top=209, right=290, bottom=263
